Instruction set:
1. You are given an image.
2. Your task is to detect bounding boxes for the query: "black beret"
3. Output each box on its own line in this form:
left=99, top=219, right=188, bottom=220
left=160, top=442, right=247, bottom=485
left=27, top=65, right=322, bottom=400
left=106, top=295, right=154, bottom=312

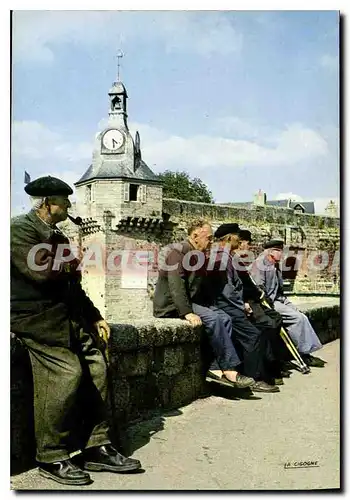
left=24, top=176, right=73, bottom=196
left=239, top=229, right=252, bottom=242
left=264, top=239, right=284, bottom=250
left=214, top=223, right=240, bottom=239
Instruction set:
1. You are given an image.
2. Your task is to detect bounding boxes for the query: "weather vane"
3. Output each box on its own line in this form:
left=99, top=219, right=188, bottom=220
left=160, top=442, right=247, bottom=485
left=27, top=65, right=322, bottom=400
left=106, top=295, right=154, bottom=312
left=116, top=49, right=124, bottom=81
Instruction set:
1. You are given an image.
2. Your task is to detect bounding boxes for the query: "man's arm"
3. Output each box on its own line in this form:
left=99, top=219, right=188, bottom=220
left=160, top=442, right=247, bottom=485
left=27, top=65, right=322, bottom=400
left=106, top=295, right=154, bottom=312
left=166, top=247, right=193, bottom=318
left=11, top=219, right=58, bottom=282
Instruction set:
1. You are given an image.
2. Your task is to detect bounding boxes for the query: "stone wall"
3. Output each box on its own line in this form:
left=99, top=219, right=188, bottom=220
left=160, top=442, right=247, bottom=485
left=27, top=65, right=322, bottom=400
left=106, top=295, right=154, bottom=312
left=162, top=198, right=340, bottom=294
left=11, top=298, right=340, bottom=475
left=60, top=196, right=340, bottom=322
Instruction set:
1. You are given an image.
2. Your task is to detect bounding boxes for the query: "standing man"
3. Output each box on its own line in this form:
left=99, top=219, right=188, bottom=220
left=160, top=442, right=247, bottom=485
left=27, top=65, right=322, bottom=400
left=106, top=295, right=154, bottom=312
left=249, top=239, right=325, bottom=368
left=11, top=176, right=141, bottom=486
left=153, top=218, right=254, bottom=389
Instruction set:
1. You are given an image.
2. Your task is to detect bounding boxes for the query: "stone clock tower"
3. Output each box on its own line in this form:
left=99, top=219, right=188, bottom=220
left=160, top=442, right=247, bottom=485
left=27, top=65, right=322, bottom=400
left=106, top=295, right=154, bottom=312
left=75, top=79, right=162, bottom=226
left=74, top=72, right=166, bottom=322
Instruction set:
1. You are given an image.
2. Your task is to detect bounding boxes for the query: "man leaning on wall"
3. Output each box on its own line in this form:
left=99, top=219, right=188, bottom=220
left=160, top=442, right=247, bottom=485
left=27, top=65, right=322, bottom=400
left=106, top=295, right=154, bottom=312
left=11, top=176, right=141, bottom=486
left=249, top=239, right=326, bottom=368
left=153, top=218, right=255, bottom=390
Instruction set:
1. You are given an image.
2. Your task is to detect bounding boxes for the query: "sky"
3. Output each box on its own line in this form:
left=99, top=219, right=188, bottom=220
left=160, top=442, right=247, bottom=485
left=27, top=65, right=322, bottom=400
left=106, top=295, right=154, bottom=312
left=11, top=10, right=340, bottom=215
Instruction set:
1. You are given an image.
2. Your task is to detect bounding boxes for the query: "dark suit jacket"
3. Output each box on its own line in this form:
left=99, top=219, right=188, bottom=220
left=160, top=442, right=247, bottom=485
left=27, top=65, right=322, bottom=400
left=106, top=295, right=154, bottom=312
left=153, top=240, right=206, bottom=318
left=11, top=210, right=102, bottom=347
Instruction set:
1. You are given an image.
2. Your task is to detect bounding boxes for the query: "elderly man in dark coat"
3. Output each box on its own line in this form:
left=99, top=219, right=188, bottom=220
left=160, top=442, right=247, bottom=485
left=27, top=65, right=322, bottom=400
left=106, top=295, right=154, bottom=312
left=201, top=223, right=280, bottom=393
left=11, top=176, right=141, bottom=486
left=235, top=230, right=291, bottom=382
left=249, top=239, right=325, bottom=368
left=153, top=218, right=255, bottom=390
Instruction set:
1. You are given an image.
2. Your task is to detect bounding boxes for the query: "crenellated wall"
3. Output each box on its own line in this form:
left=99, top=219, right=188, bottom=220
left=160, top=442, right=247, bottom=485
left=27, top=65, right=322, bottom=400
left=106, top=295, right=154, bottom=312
left=60, top=197, right=340, bottom=322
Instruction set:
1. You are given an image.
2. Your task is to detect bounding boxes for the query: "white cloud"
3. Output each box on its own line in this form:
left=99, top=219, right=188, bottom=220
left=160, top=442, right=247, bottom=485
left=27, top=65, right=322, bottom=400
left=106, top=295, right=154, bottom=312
left=11, top=118, right=337, bottom=213
left=12, top=11, right=243, bottom=64
left=135, top=121, right=329, bottom=170
left=320, top=54, right=338, bottom=71
left=275, top=192, right=303, bottom=202
left=12, top=121, right=93, bottom=163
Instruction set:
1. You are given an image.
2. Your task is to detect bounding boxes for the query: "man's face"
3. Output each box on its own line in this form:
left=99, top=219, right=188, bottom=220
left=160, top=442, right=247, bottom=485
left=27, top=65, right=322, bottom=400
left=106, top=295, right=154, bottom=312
left=47, top=196, right=71, bottom=222
left=193, top=224, right=213, bottom=251
left=239, top=239, right=250, bottom=252
left=269, top=248, right=283, bottom=262
left=229, top=233, right=241, bottom=251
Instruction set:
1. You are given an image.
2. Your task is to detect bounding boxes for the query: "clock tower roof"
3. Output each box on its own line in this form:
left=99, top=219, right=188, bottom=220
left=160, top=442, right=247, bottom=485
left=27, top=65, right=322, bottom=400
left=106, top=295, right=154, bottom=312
left=76, top=69, right=161, bottom=187
left=75, top=158, right=160, bottom=185
left=108, top=81, right=128, bottom=96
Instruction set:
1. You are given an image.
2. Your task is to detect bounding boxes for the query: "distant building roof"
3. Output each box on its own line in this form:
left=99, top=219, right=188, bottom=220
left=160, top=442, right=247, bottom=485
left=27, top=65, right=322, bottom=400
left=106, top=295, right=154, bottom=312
left=219, top=199, right=315, bottom=214
left=267, top=200, right=315, bottom=214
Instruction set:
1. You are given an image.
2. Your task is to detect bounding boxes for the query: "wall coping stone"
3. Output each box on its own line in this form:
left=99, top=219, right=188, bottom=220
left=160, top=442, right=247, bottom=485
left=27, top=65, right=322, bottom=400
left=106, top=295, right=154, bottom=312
left=110, top=296, right=340, bottom=353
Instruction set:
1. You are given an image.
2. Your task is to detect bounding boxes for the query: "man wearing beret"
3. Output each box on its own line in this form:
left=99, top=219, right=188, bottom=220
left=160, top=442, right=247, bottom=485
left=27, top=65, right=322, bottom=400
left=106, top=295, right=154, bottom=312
left=202, top=223, right=280, bottom=393
left=153, top=218, right=255, bottom=390
left=249, top=239, right=325, bottom=368
left=11, top=176, right=141, bottom=486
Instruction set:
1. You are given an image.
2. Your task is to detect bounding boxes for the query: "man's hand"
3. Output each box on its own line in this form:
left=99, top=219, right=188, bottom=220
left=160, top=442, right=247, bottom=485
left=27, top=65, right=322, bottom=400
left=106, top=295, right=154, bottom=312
left=94, top=319, right=110, bottom=346
left=184, top=313, right=202, bottom=327
left=244, top=303, right=253, bottom=316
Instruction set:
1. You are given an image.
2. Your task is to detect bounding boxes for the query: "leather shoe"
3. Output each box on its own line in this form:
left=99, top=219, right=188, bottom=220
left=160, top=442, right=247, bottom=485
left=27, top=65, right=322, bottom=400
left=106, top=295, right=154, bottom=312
left=251, top=381, right=280, bottom=393
left=302, top=354, right=326, bottom=368
left=234, top=374, right=256, bottom=389
left=84, top=444, right=141, bottom=473
left=38, top=459, right=91, bottom=485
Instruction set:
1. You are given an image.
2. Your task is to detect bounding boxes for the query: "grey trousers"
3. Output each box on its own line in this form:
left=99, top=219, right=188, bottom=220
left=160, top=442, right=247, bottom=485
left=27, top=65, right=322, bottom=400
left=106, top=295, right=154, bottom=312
left=21, top=329, right=111, bottom=463
left=273, top=297, right=323, bottom=354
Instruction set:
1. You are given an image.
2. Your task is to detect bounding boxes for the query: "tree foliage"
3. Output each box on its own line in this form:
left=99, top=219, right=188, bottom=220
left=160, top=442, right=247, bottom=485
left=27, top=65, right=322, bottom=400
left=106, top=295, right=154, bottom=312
left=158, top=170, right=214, bottom=203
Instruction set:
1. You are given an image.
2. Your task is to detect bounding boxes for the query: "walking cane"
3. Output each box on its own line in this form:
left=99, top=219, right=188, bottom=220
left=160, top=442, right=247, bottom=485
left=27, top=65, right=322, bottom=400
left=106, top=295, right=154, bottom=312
left=260, top=298, right=311, bottom=374
left=245, top=266, right=311, bottom=375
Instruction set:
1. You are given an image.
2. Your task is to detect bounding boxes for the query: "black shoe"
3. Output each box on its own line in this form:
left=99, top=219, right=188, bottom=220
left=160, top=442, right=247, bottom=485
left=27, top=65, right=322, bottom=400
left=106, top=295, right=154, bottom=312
left=274, top=378, right=284, bottom=385
left=251, top=381, right=280, bottom=393
left=38, top=459, right=92, bottom=486
left=84, top=444, right=141, bottom=473
left=302, top=354, right=326, bottom=368
left=280, top=369, right=292, bottom=378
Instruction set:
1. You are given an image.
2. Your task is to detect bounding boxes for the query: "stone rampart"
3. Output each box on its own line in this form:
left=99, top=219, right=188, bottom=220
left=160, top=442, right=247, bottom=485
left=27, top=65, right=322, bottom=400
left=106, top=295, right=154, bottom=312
left=11, top=298, right=340, bottom=475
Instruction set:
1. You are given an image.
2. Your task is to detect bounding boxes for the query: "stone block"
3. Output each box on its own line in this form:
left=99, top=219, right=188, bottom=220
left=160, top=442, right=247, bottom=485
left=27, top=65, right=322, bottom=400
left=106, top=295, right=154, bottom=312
left=168, top=363, right=204, bottom=409
left=111, top=376, right=130, bottom=411
left=116, top=350, right=151, bottom=376
left=163, top=346, right=185, bottom=376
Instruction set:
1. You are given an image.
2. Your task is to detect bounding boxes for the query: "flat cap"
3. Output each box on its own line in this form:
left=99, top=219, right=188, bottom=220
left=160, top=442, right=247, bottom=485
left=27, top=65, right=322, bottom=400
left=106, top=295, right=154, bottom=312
left=239, top=229, right=252, bottom=242
left=214, top=223, right=240, bottom=239
left=24, top=176, right=73, bottom=196
left=264, top=239, right=284, bottom=250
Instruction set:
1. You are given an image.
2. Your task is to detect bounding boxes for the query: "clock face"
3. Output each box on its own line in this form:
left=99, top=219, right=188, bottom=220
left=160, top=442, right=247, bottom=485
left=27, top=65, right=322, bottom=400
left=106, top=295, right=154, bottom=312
left=102, top=129, right=125, bottom=150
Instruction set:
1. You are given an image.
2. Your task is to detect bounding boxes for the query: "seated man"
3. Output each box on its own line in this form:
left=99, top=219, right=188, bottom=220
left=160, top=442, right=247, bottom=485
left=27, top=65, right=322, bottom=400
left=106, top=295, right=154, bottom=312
left=202, top=223, right=280, bottom=393
left=153, top=218, right=254, bottom=389
left=235, top=230, right=292, bottom=382
left=11, top=176, right=141, bottom=486
left=249, top=239, right=325, bottom=368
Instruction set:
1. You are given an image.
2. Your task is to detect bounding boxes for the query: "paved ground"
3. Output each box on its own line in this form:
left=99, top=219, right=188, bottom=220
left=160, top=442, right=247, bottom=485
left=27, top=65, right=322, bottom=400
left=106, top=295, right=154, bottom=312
left=11, top=340, right=340, bottom=491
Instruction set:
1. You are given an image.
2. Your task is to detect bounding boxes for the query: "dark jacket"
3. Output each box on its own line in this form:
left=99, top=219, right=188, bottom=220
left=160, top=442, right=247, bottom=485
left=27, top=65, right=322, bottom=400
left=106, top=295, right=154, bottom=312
left=203, top=247, right=245, bottom=312
left=153, top=240, right=206, bottom=318
left=11, top=210, right=102, bottom=347
left=234, top=254, right=263, bottom=303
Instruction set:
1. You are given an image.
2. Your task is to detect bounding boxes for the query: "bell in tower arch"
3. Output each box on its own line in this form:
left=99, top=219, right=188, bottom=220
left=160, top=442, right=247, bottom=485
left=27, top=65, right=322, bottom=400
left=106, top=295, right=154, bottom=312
left=111, top=95, right=121, bottom=111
